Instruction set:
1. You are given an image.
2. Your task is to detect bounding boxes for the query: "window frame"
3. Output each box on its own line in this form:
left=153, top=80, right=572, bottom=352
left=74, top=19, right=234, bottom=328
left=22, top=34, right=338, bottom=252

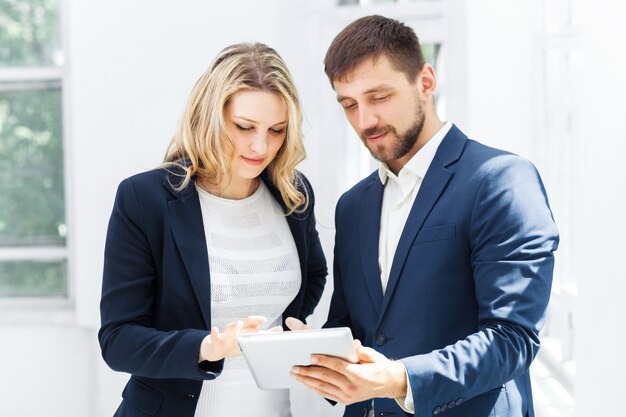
left=529, top=0, right=582, bottom=395
left=0, top=0, right=73, bottom=310
left=327, top=0, right=446, bottom=182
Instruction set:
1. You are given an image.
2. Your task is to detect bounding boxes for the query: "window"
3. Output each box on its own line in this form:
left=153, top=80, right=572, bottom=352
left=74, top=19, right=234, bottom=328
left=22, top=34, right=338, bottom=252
left=532, top=0, right=582, bottom=396
left=322, top=0, right=447, bottom=184
left=0, top=0, right=68, bottom=298
left=338, top=0, right=439, bottom=5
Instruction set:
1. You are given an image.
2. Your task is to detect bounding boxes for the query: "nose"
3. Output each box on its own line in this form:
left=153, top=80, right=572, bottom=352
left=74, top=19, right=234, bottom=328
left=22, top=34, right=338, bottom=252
left=249, top=132, right=268, bottom=156
left=356, top=105, right=378, bottom=132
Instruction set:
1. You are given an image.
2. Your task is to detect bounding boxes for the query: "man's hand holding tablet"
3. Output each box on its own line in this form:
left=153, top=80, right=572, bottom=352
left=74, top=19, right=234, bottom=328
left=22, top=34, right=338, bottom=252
left=286, top=317, right=408, bottom=406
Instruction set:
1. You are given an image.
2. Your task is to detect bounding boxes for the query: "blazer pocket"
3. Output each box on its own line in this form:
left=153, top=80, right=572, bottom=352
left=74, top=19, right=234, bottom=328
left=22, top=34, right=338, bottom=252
left=122, top=378, right=164, bottom=416
left=413, top=224, right=456, bottom=245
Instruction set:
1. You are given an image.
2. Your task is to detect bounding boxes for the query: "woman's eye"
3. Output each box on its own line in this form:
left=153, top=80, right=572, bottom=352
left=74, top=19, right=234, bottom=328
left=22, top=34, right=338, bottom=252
left=235, top=124, right=253, bottom=131
left=270, top=128, right=286, bottom=135
left=342, top=103, right=356, bottom=110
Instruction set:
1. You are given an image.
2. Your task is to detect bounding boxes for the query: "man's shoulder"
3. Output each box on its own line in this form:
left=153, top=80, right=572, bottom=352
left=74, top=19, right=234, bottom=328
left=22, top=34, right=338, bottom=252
left=335, top=171, right=380, bottom=211
left=461, top=139, right=534, bottom=173
left=463, top=138, right=515, bottom=160
left=344, top=170, right=379, bottom=195
left=457, top=139, right=542, bottom=192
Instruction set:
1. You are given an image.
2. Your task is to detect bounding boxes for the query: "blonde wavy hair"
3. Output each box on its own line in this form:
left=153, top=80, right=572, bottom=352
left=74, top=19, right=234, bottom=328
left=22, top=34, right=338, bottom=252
left=162, top=42, right=307, bottom=214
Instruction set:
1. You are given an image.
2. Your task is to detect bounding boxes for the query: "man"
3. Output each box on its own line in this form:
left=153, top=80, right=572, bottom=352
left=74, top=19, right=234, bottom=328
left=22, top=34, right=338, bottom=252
left=288, top=15, right=559, bottom=417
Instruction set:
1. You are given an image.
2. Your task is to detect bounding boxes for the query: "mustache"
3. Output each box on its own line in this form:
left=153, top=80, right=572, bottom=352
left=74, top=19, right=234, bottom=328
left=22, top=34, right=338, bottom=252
left=360, top=125, right=396, bottom=141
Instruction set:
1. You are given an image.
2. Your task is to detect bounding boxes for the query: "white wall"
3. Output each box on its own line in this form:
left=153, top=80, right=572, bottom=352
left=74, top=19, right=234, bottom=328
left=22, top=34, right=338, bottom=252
left=0, top=325, right=95, bottom=417
left=3, top=1, right=625, bottom=416
left=575, top=1, right=626, bottom=416
left=447, top=0, right=534, bottom=158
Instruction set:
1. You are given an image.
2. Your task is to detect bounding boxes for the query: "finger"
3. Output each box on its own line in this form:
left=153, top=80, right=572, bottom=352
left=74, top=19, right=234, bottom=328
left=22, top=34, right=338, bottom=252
left=242, top=316, right=267, bottom=329
left=267, top=325, right=284, bottom=333
left=309, top=387, right=342, bottom=404
left=244, top=315, right=267, bottom=324
left=293, top=365, right=351, bottom=388
left=356, top=345, right=386, bottom=363
left=310, top=354, right=348, bottom=374
left=290, top=369, right=347, bottom=403
left=285, top=317, right=310, bottom=331
left=226, top=320, right=243, bottom=329
left=297, top=380, right=342, bottom=404
left=210, top=326, right=221, bottom=344
left=224, top=321, right=244, bottom=337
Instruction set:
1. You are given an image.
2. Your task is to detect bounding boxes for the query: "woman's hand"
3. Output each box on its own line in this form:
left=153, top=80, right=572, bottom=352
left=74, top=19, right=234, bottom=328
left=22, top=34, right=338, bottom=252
left=285, top=317, right=311, bottom=331
left=199, top=315, right=270, bottom=362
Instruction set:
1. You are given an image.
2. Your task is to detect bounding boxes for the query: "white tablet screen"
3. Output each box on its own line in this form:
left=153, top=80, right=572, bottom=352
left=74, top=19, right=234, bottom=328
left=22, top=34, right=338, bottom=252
left=237, top=327, right=358, bottom=390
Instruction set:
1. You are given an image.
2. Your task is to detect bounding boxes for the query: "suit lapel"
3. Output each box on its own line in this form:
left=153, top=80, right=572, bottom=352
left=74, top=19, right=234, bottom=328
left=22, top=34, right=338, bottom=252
left=166, top=176, right=213, bottom=330
left=378, top=125, right=466, bottom=320
left=359, top=176, right=385, bottom=316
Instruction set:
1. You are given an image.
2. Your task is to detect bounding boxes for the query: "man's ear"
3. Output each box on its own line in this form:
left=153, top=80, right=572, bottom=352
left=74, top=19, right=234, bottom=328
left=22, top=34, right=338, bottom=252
left=417, top=64, right=437, bottom=100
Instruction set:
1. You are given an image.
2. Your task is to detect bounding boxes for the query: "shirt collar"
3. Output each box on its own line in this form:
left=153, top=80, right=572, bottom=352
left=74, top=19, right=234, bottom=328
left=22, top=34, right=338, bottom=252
left=378, top=121, right=453, bottom=185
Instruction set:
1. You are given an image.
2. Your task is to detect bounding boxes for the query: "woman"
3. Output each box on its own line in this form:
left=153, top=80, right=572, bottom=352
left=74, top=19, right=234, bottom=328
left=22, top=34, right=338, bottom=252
left=99, top=43, right=328, bottom=417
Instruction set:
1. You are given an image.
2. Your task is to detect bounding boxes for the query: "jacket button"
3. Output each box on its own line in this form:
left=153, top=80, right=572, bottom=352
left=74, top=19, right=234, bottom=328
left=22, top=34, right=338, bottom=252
left=375, top=335, right=386, bottom=346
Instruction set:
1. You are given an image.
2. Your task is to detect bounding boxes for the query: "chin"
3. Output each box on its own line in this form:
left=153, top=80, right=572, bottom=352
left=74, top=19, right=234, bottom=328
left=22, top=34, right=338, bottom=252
left=239, top=168, right=263, bottom=180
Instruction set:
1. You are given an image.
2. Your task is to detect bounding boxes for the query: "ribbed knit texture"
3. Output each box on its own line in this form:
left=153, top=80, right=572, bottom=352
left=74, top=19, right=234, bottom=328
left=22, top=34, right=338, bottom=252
left=193, top=182, right=299, bottom=417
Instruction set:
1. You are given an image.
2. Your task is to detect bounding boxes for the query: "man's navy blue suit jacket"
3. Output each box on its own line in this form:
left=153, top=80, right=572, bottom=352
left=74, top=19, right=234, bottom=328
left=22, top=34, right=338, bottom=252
left=326, top=125, right=559, bottom=417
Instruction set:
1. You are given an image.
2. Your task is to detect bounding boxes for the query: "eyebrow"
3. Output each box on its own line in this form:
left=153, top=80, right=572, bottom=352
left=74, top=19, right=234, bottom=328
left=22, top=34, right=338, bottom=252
left=233, top=116, right=287, bottom=125
left=336, top=84, right=395, bottom=102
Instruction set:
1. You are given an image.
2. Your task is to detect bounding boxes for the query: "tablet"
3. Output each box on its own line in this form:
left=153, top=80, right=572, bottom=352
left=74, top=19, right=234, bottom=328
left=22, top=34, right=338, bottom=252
left=237, top=327, right=358, bottom=390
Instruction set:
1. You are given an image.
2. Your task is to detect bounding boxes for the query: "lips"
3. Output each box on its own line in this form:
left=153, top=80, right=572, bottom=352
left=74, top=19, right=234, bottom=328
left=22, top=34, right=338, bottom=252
left=366, top=131, right=387, bottom=144
left=241, top=156, right=265, bottom=166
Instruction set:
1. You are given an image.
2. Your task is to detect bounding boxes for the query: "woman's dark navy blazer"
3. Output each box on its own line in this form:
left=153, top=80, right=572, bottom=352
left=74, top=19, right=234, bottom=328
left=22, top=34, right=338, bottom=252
left=98, top=167, right=328, bottom=417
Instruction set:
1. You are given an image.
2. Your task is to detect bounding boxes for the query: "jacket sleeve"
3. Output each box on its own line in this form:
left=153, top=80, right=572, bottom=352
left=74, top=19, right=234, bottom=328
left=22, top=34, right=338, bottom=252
left=98, top=178, right=224, bottom=380
left=298, top=174, right=328, bottom=320
left=401, top=156, right=559, bottom=416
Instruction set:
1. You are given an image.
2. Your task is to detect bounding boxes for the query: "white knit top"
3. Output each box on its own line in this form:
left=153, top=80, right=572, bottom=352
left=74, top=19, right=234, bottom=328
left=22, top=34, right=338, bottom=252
left=193, top=182, right=301, bottom=417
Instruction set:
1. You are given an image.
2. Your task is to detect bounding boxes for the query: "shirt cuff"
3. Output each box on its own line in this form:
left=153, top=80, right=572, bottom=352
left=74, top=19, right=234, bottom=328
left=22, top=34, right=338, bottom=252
left=394, top=361, right=415, bottom=414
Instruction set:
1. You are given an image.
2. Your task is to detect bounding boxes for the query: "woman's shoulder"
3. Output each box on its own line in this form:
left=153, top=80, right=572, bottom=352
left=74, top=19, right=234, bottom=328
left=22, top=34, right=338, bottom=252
left=118, top=168, right=167, bottom=191
left=116, top=166, right=186, bottom=201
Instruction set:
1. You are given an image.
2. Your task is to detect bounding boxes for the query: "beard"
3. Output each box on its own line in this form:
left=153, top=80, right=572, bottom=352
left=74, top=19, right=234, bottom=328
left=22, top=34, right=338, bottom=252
left=360, top=102, right=425, bottom=164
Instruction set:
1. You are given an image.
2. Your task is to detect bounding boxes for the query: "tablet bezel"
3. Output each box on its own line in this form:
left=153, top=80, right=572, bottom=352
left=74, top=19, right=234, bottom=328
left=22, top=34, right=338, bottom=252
left=236, top=327, right=358, bottom=390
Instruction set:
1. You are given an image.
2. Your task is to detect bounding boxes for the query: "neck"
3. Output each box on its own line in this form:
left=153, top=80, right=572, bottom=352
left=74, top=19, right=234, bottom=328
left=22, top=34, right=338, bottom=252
left=198, top=176, right=260, bottom=200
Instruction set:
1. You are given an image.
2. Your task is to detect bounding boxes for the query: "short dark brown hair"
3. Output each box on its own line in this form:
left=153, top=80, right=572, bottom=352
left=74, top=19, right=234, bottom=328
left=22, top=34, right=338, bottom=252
left=324, top=15, right=425, bottom=87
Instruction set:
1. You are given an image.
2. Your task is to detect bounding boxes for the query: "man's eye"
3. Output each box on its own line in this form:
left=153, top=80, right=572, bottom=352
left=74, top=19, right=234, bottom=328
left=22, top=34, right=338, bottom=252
left=235, top=124, right=253, bottom=131
left=342, top=103, right=356, bottom=110
left=373, top=95, right=389, bottom=102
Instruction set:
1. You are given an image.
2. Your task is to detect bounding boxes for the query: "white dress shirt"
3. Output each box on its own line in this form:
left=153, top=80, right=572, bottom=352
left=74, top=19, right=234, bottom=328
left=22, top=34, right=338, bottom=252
left=378, top=121, right=452, bottom=293
left=377, top=121, right=452, bottom=415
